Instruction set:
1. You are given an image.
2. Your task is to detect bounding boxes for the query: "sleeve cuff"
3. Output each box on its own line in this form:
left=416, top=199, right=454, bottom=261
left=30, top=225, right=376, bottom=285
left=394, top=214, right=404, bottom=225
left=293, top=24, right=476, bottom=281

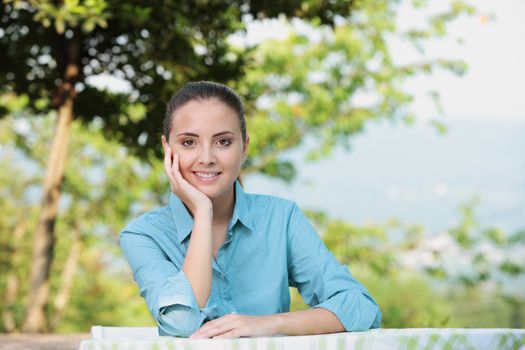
left=158, top=269, right=200, bottom=312
left=313, top=290, right=381, bottom=331
left=156, top=270, right=212, bottom=337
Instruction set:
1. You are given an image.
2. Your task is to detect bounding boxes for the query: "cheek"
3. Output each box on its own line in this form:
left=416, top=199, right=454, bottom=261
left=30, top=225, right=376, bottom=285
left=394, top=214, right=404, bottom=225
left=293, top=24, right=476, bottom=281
left=227, top=150, right=244, bottom=168
left=175, top=153, right=193, bottom=172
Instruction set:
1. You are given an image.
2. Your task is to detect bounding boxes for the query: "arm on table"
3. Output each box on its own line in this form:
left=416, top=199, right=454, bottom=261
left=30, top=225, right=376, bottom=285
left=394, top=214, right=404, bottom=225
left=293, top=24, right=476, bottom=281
left=120, top=228, right=211, bottom=337
left=190, top=203, right=380, bottom=339
left=189, top=306, right=343, bottom=339
left=286, top=203, right=381, bottom=332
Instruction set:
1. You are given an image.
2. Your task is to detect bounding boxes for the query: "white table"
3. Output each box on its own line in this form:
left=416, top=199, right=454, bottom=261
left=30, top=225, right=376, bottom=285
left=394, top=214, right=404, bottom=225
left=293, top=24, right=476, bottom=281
left=79, top=328, right=525, bottom=350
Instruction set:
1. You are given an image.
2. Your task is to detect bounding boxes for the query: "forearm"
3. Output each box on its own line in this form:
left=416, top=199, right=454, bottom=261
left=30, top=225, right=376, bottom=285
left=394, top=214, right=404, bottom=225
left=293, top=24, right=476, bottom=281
left=272, top=308, right=345, bottom=336
left=182, top=208, right=213, bottom=308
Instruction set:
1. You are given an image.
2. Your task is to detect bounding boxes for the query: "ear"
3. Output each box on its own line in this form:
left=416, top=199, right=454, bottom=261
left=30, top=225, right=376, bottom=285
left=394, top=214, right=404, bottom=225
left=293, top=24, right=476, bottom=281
left=161, top=135, right=169, bottom=153
left=242, top=135, right=250, bottom=157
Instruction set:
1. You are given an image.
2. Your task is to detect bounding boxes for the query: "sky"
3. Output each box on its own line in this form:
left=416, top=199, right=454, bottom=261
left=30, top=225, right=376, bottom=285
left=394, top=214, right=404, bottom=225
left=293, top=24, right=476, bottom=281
left=395, top=0, right=525, bottom=121
left=241, top=0, right=525, bottom=232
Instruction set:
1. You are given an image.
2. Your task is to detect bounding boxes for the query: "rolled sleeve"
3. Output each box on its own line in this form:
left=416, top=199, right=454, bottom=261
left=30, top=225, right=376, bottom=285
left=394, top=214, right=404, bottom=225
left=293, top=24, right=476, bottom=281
left=120, top=230, right=209, bottom=337
left=286, top=203, right=381, bottom=331
left=314, top=289, right=381, bottom=331
left=157, top=270, right=210, bottom=337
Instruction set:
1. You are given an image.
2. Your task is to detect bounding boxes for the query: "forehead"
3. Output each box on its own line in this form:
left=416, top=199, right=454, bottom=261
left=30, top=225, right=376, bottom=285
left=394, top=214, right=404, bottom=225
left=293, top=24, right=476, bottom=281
left=171, top=99, right=240, bottom=134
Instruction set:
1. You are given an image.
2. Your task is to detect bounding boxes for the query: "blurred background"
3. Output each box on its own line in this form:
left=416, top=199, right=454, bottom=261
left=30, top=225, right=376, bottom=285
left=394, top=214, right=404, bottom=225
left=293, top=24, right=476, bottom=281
left=0, top=0, right=523, bottom=334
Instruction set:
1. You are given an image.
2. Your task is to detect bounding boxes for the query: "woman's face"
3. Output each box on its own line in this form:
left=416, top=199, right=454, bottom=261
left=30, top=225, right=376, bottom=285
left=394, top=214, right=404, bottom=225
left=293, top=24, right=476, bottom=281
left=164, top=99, right=248, bottom=201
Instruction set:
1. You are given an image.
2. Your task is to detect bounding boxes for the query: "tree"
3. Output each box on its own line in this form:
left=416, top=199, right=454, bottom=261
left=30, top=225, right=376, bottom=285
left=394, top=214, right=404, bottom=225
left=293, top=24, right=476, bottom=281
left=0, top=112, right=164, bottom=332
left=0, top=0, right=353, bottom=332
left=236, top=0, right=474, bottom=180
left=0, top=129, right=39, bottom=332
left=426, top=199, right=525, bottom=327
left=1, top=0, right=478, bottom=332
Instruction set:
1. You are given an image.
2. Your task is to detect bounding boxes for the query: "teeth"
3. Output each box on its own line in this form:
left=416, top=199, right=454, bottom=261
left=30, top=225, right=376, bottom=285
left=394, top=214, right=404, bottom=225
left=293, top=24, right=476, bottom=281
left=195, top=172, right=218, bottom=178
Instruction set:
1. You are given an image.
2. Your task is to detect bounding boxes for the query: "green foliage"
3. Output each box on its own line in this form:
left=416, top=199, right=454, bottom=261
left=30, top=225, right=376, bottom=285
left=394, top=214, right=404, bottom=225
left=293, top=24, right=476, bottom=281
left=0, top=114, right=159, bottom=332
left=0, top=0, right=352, bottom=162
left=446, top=287, right=525, bottom=328
left=363, top=271, right=451, bottom=328
left=310, top=199, right=525, bottom=328
left=239, top=0, right=475, bottom=180
left=8, top=0, right=109, bottom=34
left=4, top=0, right=520, bottom=334
left=56, top=248, right=155, bottom=331
left=446, top=199, right=525, bottom=290
left=0, top=150, right=38, bottom=330
left=2, top=0, right=475, bottom=177
left=449, top=197, right=479, bottom=248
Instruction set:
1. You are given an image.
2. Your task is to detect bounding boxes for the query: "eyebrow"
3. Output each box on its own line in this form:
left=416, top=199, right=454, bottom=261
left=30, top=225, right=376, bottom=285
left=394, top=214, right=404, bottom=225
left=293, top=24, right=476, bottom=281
left=176, top=131, right=234, bottom=137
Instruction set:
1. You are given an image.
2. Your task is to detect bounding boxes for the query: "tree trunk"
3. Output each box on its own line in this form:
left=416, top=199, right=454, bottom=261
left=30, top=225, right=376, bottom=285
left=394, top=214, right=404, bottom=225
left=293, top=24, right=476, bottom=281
left=50, top=222, right=82, bottom=331
left=22, top=37, right=80, bottom=333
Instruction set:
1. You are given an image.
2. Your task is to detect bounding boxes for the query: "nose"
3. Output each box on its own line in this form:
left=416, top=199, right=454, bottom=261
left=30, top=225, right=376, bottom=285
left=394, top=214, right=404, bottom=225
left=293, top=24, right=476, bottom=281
left=198, top=145, right=216, bottom=166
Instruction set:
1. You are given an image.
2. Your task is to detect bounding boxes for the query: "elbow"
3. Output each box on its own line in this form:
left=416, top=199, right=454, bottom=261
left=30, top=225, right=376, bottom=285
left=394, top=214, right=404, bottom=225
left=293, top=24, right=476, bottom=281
left=325, top=290, right=382, bottom=332
left=352, top=295, right=382, bottom=331
left=370, top=303, right=382, bottom=329
left=157, top=304, right=206, bottom=338
left=352, top=302, right=381, bottom=331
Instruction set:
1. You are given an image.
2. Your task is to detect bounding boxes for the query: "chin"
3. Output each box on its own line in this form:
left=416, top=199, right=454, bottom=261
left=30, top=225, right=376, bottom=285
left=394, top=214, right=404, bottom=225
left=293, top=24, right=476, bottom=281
left=193, top=182, right=233, bottom=200
left=201, top=189, right=228, bottom=202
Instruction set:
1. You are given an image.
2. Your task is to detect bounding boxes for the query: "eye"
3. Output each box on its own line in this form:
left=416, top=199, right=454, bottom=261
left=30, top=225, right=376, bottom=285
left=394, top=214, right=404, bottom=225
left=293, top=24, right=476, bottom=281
left=182, top=139, right=195, bottom=147
left=217, top=138, right=232, bottom=146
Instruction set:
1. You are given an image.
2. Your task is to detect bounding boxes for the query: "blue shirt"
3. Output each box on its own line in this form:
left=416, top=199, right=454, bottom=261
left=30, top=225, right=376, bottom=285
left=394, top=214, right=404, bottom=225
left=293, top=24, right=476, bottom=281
left=120, top=181, right=381, bottom=337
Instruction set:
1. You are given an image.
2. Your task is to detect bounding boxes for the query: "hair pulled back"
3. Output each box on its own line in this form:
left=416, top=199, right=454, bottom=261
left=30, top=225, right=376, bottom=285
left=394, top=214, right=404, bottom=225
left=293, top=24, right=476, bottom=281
left=163, top=81, right=246, bottom=142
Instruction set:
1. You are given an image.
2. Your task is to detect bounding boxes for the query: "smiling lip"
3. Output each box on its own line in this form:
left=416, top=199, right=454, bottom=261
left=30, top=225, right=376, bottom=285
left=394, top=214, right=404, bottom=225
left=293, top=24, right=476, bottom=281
left=193, top=171, right=221, bottom=183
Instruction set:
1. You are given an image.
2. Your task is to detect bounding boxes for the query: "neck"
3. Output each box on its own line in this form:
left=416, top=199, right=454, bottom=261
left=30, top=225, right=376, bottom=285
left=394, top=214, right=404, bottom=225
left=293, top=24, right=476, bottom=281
left=211, top=184, right=235, bottom=224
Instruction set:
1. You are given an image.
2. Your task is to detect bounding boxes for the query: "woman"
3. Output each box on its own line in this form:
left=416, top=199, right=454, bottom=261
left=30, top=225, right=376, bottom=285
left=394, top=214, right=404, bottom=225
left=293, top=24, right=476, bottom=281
left=120, top=81, right=381, bottom=339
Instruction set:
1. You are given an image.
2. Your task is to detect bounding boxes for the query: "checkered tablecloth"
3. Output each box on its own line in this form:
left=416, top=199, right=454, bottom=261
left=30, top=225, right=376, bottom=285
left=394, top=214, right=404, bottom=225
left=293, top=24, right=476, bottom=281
left=79, top=328, right=525, bottom=350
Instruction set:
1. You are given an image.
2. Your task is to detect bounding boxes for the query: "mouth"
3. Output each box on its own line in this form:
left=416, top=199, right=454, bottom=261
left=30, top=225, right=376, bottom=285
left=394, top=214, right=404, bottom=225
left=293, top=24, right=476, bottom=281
left=193, top=171, right=221, bottom=182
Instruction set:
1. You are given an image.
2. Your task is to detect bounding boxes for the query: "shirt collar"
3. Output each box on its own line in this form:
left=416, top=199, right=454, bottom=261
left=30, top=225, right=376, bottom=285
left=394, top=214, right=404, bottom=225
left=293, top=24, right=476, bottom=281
left=230, top=180, right=253, bottom=232
left=169, top=180, right=253, bottom=244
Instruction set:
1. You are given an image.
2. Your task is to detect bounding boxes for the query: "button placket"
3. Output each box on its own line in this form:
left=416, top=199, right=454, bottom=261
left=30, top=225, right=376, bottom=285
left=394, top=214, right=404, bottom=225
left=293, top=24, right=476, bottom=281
left=218, top=229, right=236, bottom=313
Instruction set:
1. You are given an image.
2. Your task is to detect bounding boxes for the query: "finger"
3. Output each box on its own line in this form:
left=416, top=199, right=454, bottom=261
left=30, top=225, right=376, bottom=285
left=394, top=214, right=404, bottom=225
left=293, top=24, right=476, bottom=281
left=170, top=151, right=180, bottom=177
left=213, top=329, right=241, bottom=339
left=170, top=152, right=185, bottom=184
left=190, top=325, right=232, bottom=339
left=198, top=313, right=236, bottom=330
left=163, top=144, right=171, bottom=172
left=191, top=321, right=235, bottom=339
left=163, top=147, right=177, bottom=189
